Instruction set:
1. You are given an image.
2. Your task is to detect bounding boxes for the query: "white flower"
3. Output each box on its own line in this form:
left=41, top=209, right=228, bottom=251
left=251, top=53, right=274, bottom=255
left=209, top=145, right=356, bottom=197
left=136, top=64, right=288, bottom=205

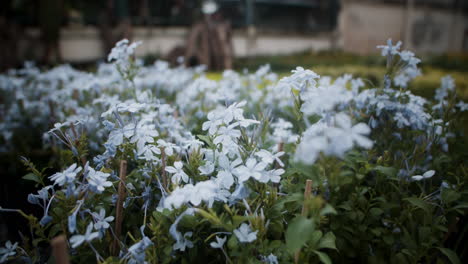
left=199, top=161, right=215, bottom=175
left=131, top=122, right=159, bottom=155
left=327, top=113, right=373, bottom=156
left=210, top=236, right=227, bottom=249
left=166, top=161, right=189, bottom=184
left=261, top=169, right=284, bottom=183
left=351, top=78, right=365, bottom=94
left=394, top=112, right=410, bottom=128
left=224, top=101, right=246, bottom=124
left=300, top=83, right=353, bottom=116
left=86, top=167, right=112, bottom=193
left=189, top=181, right=219, bottom=206
left=456, top=101, right=468, bottom=111
left=279, top=67, right=320, bottom=91
left=394, top=73, right=410, bottom=88
left=411, top=170, right=435, bottom=181
left=263, top=253, right=279, bottom=264
left=271, top=119, right=298, bottom=144
left=138, top=145, right=161, bottom=161
left=69, top=223, right=100, bottom=248
left=216, top=156, right=241, bottom=189
left=162, top=188, right=187, bottom=209
left=0, top=241, right=17, bottom=263
left=202, top=110, right=224, bottom=135
left=93, top=208, right=114, bottom=230
left=127, top=236, right=153, bottom=263
left=163, top=180, right=219, bottom=209
left=234, top=223, right=257, bottom=243
left=173, top=232, right=194, bottom=252
left=216, top=170, right=235, bottom=189
left=107, top=39, right=142, bottom=63
left=117, top=102, right=146, bottom=114
left=157, top=139, right=179, bottom=156
left=295, top=135, right=327, bottom=165
left=377, top=39, right=402, bottom=57
left=441, top=75, right=455, bottom=91
left=234, top=158, right=267, bottom=183
left=213, top=123, right=241, bottom=147
left=255, top=149, right=285, bottom=167
left=49, top=163, right=82, bottom=186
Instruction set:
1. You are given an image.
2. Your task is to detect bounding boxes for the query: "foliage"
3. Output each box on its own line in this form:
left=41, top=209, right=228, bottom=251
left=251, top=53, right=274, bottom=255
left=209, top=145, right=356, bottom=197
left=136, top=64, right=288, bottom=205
left=0, top=38, right=467, bottom=264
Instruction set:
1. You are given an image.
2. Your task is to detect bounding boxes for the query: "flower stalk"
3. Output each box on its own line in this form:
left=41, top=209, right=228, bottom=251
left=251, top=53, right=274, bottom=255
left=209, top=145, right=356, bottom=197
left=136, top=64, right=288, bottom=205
left=111, top=160, right=127, bottom=255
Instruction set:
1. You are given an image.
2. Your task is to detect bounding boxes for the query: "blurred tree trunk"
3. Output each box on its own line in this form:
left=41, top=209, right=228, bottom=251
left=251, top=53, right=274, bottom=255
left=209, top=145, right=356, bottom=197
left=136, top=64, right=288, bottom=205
left=185, top=16, right=233, bottom=71
left=38, top=0, right=64, bottom=64
left=98, top=0, right=115, bottom=56
left=0, top=17, right=20, bottom=70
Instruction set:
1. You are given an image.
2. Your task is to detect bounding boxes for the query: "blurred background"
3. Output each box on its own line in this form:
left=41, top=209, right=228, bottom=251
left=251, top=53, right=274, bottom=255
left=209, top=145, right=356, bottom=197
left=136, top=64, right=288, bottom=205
left=1, top=0, right=468, bottom=254
left=1, top=0, right=467, bottom=71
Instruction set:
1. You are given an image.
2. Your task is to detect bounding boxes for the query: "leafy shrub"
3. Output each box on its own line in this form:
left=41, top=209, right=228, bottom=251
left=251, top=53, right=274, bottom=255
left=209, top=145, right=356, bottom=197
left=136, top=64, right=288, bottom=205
left=1, top=39, right=467, bottom=264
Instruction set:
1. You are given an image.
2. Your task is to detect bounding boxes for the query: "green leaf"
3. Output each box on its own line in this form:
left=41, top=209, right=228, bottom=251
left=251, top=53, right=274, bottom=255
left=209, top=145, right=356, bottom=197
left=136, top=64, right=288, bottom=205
left=337, top=203, right=352, bottom=211
left=320, top=204, right=337, bottom=216
left=227, top=234, right=238, bottom=250
left=372, top=166, right=397, bottom=178
left=404, top=197, right=430, bottom=213
left=49, top=224, right=62, bottom=238
left=436, top=247, right=461, bottom=264
left=441, top=189, right=461, bottom=204
left=318, top=232, right=337, bottom=250
left=369, top=208, right=384, bottom=217
left=285, top=215, right=315, bottom=253
left=452, top=203, right=468, bottom=210
left=309, top=230, right=323, bottom=247
left=197, top=135, right=215, bottom=149
left=22, top=173, right=40, bottom=183
left=314, top=250, right=332, bottom=264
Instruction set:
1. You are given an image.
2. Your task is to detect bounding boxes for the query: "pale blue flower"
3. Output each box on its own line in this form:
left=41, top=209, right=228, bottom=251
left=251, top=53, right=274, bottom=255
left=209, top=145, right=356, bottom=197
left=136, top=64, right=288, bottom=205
left=93, top=208, right=114, bottom=231
left=255, top=150, right=285, bottom=167
left=456, top=101, right=468, bottom=111
left=377, top=39, right=402, bottom=57
left=234, top=223, right=257, bottom=243
left=49, top=163, right=82, bottom=186
left=233, top=158, right=267, bottom=183
left=86, top=167, right=112, bottom=193
left=127, top=236, right=152, bottom=264
left=279, top=67, right=320, bottom=91
left=173, top=232, right=194, bottom=252
left=411, top=170, right=435, bottom=181
left=210, top=236, right=227, bottom=249
left=165, top=161, right=189, bottom=184
left=262, top=253, right=279, bottom=264
left=69, top=223, right=100, bottom=248
left=0, top=241, right=17, bottom=263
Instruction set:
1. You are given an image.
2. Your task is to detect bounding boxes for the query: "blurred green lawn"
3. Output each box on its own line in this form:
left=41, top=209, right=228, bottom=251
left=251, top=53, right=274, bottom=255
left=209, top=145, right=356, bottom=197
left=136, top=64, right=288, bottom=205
left=219, top=51, right=468, bottom=100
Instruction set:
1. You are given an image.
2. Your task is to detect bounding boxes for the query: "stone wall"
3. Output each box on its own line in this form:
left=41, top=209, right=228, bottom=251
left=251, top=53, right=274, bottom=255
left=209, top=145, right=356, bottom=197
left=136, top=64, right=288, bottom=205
left=338, top=0, right=468, bottom=54
left=16, top=27, right=332, bottom=63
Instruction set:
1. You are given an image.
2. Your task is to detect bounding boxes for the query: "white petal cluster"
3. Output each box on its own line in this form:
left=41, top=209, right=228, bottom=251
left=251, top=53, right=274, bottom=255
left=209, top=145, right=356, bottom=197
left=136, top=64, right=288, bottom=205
left=233, top=223, right=258, bottom=243
left=162, top=180, right=220, bottom=209
left=295, top=114, right=373, bottom=165
left=49, top=163, right=82, bottom=186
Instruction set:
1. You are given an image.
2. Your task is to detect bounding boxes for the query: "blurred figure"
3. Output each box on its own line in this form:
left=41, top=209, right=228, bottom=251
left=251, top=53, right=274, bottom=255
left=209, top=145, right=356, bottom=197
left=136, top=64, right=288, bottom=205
left=0, top=16, right=17, bottom=70
left=0, top=1, right=21, bottom=70
left=38, top=0, right=64, bottom=64
left=183, top=0, right=233, bottom=70
left=98, top=0, right=133, bottom=56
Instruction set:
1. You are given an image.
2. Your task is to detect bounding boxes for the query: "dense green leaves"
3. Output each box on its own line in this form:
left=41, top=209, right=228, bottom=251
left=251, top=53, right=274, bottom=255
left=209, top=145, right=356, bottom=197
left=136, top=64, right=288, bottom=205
left=285, top=215, right=315, bottom=252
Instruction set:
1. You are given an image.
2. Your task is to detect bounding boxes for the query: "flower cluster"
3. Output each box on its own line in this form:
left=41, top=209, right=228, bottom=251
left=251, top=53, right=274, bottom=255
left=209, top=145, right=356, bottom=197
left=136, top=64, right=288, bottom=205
left=1, top=38, right=467, bottom=264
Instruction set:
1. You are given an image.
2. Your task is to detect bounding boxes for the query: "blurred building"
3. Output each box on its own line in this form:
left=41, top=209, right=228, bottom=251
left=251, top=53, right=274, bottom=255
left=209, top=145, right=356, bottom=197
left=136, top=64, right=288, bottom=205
left=339, top=0, right=468, bottom=54
left=1, top=0, right=339, bottom=65
left=1, top=0, right=467, bottom=66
